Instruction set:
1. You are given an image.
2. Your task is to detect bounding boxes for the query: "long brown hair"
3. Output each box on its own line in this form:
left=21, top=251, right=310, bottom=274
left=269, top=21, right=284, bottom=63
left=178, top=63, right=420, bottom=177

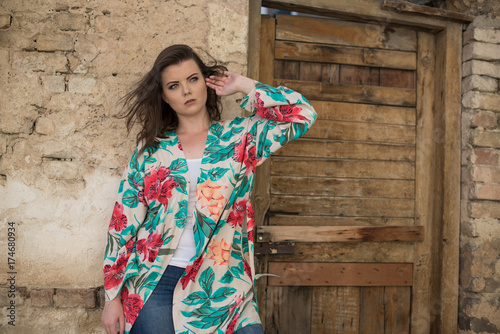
left=120, top=45, right=227, bottom=154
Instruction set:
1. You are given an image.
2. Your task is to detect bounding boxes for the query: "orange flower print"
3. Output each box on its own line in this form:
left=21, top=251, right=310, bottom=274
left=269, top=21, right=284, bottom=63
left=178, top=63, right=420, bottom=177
left=197, top=179, right=227, bottom=219
left=208, top=238, right=231, bottom=265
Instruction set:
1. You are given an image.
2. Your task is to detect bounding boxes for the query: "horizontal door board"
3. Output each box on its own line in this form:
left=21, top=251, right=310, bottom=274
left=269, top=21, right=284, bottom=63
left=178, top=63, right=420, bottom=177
left=261, top=242, right=415, bottom=263
left=304, top=119, right=416, bottom=144
left=275, top=14, right=417, bottom=52
left=380, top=68, right=416, bottom=89
left=310, top=100, right=416, bottom=126
left=275, top=40, right=417, bottom=70
left=270, top=176, right=415, bottom=199
left=275, top=79, right=416, bottom=106
left=268, top=262, right=413, bottom=286
left=276, top=139, right=416, bottom=161
left=270, top=195, right=415, bottom=217
left=269, top=214, right=415, bottom=227
left=271, top=157, right=415, bottom=179
left=257, top=225, right=424, bottom=242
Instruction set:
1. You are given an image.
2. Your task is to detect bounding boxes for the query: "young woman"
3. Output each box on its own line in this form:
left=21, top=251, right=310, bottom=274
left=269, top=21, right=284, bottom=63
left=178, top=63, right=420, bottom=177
left=101, top=45, right=316, bottom=334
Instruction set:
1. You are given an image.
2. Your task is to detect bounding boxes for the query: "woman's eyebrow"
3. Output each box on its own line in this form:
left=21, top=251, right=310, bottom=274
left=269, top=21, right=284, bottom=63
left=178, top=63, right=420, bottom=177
left=166, top=72, right=199, bottom=86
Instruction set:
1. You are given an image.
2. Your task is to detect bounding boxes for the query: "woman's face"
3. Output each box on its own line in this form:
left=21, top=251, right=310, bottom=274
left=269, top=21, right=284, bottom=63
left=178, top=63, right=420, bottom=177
left=160, top=59, right=208, bottom=120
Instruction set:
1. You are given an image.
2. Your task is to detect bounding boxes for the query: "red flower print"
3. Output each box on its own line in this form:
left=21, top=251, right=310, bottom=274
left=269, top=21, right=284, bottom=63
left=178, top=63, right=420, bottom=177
left=144, top=166, right=177, bottom=206
left=232, top=133, right=251, bottom=163
left=158, top=178, right=178, bottom=206
left=178, top=142, right=183, bottom=151
left=243, top=260, right=252, bottom=280
left=244, top=145, right=257, bottom=174
left=136, top=233, right=163, bottom=263
left=104, top=254, right=128, bottom=290
left=121, top=286, right=144, bottom=324
left=246, top=204, right=255, bottom=242
left=180, top=255, right=204, bottom=289
left=253, top=91, right=307, bottom=123
left=227, top=200, right=246, bottom=228
left=109, top=202, right=128, bottom=232
left=225, top=312, right=240, bottom=334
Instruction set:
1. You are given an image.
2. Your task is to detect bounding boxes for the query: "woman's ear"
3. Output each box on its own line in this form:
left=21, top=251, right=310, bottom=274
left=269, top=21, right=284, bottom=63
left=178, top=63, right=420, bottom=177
left=161, top=91, right=169, bottom=104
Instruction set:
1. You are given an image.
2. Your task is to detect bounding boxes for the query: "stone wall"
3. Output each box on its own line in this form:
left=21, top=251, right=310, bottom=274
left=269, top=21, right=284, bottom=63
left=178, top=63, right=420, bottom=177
left=460, top=17, right=500, bottom=334
left=0, top=0, right=249, bottom=332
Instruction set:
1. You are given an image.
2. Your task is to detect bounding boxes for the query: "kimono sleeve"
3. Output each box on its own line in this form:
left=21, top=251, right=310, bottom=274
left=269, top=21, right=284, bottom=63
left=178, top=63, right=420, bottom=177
left=239, top=82, right=317, bottom=164
left=103, top=147, right=148, bottom=301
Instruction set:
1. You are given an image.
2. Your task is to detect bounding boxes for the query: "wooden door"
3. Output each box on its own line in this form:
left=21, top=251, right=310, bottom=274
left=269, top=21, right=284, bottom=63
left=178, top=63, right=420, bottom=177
left=254, top=13, right=442, bottom=333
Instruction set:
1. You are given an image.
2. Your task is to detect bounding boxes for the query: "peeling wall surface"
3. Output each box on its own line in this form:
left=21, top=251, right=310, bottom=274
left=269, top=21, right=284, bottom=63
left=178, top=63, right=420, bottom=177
left=0, top=0, right=249, bottom=332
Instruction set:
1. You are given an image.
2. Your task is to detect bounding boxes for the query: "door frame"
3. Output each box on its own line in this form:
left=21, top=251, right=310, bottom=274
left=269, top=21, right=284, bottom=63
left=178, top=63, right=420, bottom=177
left=247, top=0, right=468, bottom=333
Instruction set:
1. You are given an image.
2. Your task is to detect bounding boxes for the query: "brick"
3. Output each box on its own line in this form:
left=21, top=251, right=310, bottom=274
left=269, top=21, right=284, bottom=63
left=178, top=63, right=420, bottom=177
left=462, top=75, right=498, bottom=93
left=463, top=60, right=500, bottom=79
left=75, top=37, right=99, bottom=62
left=473, top=148, right=500, bottom=165
left=472, top=183, right=500, bottom=200
left=472, top=130, right=500, bottom=148
left=463, top=42, right=500, bottom=62
left=52, top=13, right=89, bottom=31
left=35, top=117, right=56, bottom=135
left=464, top=27, right=500, bottom=45
left=41, top=75, right=66, bottom=93
left=0, top=15, right=11, bottom=29
left=68, top=76, right=96, bottom=94
left=12, top=51, right=68, bottom=73
left=36, top=34, right=74, bottom=52
left=53, top=289, right=96, bottom=308
left=463, top=91, right=500, bottom=112
left=473, top=166, right=500, bottom=183
left=30, top=288, right=54, bottom=307
left=42, top=160, right=80, bottom=180
left=471, top=111, right=498, bottom=129
left=470, top=201, right=500, bottom=218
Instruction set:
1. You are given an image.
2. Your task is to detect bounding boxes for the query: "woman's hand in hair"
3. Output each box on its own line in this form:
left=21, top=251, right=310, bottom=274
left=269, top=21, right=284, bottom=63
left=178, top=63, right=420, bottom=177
left=206, top=71, right=256, bottom=96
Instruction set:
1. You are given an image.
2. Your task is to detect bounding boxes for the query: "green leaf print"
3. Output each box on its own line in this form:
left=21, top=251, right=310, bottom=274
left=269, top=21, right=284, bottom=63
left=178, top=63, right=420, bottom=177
left=208, top=167, right=230, bottom=181
left=157, top=248, right=175, bottom=257
left=199, top=267, right=215, bottom=296
left=210, top=287, right=237, bottom=303
left=174, top=200, right=188, bottom=228
left=122, top=189, right=139, bottom=208
left=219, top=271, right=234, bottom=284
left=184, top=291, right=209, bottom=305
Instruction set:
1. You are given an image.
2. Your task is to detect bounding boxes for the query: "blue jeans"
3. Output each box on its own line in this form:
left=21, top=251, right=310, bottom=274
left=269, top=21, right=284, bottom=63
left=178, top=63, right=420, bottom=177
left=130, top=265, right=263, bottom=334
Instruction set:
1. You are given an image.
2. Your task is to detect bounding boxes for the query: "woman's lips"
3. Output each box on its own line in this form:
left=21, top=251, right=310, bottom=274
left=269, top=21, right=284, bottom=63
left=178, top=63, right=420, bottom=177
left=185, top=99, right=196, bottom=105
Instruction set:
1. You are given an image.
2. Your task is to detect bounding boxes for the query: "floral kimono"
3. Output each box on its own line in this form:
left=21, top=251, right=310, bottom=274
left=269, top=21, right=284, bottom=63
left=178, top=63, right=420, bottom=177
left=103, top=82, right=317, bottom=334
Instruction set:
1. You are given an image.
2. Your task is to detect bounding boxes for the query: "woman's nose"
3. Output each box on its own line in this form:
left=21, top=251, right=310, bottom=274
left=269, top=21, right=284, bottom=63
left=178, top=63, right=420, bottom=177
left=182, top=83, right=190, bottom=95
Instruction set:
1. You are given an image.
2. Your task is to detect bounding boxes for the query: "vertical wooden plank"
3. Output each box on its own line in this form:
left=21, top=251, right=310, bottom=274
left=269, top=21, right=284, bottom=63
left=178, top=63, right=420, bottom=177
left=339, top=64, right=379, bottom=85
left=280, top=286, right=312, bottom=334
left=384, top=287, right=411, bottom=333
left=379, top=68, right=416, bottom=89
left=256, top=16, right=275, bottom=332
left=274, top=60, right=300, bottom=80
left=247, top=0, right=262, bottom=80
left=311, top=287, right=360, bottom=334
left=265, top=286, right=279, bottom=334
left=412, top=31, right=436, bottom=334
left=438, top=22, right=462, bottom=334
left=299, top=61, right=323, bottom=81
left=322, top=63, right=340, bottom=83
left=359, top=287, right=384, bottom=334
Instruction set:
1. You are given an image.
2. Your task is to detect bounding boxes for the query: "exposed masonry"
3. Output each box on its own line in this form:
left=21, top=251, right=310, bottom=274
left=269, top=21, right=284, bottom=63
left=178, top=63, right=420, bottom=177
left=0, top=0, right=248, bottom=332
left=460, top=22, right=500, bottom=333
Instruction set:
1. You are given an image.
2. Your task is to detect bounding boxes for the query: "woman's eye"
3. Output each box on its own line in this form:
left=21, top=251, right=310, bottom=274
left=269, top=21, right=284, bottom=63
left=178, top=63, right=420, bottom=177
left=168, top=84, right=178, bottom=90
left=190, top=77, right=198, bottom=82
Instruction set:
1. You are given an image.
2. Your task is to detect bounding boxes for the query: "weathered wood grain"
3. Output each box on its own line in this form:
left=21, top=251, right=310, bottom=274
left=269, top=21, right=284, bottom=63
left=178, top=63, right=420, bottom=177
left=276, top=139, right=415, bottom=161
left=275, top=40, right=417, bottom=70
left=270, top=195, right=415, bottom=217
left=270, top=176, right=415, bottom=198
left=257, top=226, right=424, bottom=242
left=340, top=64, right=380, bottom=86
left=275, top=14, right=417, bottom=51
left=269, top=214, right=414, bottom=227
left=310, top=100, right=416, bottom=125
left=275, top=79, right=416, bottom=106
left=271, top=157, right=415, bottom=179
left=359, top=287, right=385, bottom=334
left=268, top=262, right=413, bottom=286
left=380, top=68, right=416, bottom=89
left=303, top=119, right=416, bottom=144
left=384, top=286, right=411, bottom=333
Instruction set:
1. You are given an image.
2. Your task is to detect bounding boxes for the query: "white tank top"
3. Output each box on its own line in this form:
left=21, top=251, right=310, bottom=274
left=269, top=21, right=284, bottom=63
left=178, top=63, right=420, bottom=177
left=169, top=158, right=201, bottom=268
